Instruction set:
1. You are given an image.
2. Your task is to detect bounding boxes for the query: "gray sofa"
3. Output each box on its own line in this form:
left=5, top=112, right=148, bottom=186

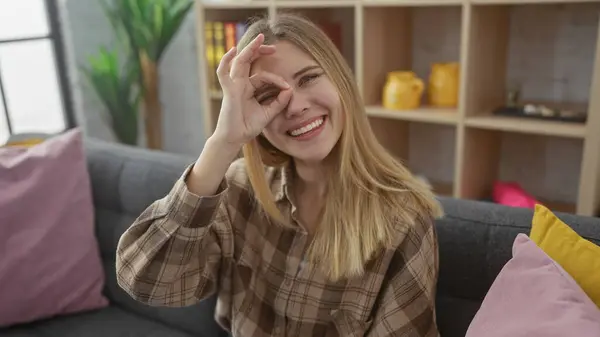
left=2, top=137, right=600, bottom=337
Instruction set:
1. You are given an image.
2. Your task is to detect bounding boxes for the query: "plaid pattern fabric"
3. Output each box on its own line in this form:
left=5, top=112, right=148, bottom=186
left=116, top=158, right=440, bottom=337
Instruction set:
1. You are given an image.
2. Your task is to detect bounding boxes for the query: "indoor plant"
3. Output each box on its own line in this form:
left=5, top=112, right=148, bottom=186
left=83, top=0, right=193, bottom=149
left=81, top=47, right=140, bottom=146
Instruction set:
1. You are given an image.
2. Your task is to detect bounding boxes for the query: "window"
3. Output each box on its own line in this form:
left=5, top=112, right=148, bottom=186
left=0, top=0, right=74, bottom=144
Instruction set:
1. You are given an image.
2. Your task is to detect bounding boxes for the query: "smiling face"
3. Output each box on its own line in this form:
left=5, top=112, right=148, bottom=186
left=251, top=41, right=343, bottom=165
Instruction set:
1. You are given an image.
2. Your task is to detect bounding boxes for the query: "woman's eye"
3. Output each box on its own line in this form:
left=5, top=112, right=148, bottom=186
left=257, top=92, right=278, bottom=105
left=299, top=73, right=321, bottom=87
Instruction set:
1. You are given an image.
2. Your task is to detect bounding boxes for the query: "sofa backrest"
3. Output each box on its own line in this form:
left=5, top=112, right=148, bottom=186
left=84, top=138, right=600, bottom=337
left=434, top=196, right=600, bottom=337
left=84, top=138, right=227, bottom=337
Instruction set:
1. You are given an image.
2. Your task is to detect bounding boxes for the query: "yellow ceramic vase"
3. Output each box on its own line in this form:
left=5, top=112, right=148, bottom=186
left=382, top=71, right=424, bottom=110
left=428, top=62, right=459, bottom=107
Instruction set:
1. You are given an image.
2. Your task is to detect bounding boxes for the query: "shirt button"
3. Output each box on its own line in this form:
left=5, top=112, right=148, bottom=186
left=284, top=278, right=292, bottom=286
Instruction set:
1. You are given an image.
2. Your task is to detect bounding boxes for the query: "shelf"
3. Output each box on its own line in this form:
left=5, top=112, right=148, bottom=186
left=201, top=1, right=271, bottom=9
left=431, top=180, right=455, bottom=197
left=463, top=3, right=598, bottom=126
left=197, top=0, right=600, bottom=216
left=471, top=0, right=600, bottom=4
left=458, top=128, right=584, bottom=213
left=539, top=199, right=577, bottom=215
left=363, top=0, right=463, bottom=6
left=465, top=114, right=586, bottom=139
left=366, top=105, right=458, bottom=125
left=210, top=90, right=223, bottom=100
left=275, top=0, right=358, bottom=8
left=361, top=5, right=462, bottom=107
left=276, top=7, right=356, bottom=72
left=200, top=7, right=270, bottom=132
left=369, top=117, right=457, bottom=196
left=456, top=2, right=600, bottom=215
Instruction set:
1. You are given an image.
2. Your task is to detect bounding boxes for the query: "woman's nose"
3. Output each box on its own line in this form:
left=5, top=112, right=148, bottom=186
left=284, top=90, right=310, bottom=118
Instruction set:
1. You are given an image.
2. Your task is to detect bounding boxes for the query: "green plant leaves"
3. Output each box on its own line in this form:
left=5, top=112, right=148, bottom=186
left=80, top=47, right=140, bottom=145
left=102, top=0, right=193, bottom=62
left=81, top=0, right=192, bottom=146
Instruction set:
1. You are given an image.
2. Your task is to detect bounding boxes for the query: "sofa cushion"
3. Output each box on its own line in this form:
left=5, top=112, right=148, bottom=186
left=434, top=197, right=600, bottom=337
left=436, top=197, right=600, bottom=302
left=0, top=306, right=193, bottom=337
left=530, top=204, right=600, bottom=308
left=435, top=295, right=481, bottom=337
left=0, top=129, right=108, bottom=327
left=465, top=234, right=600, bottom=337
left=84, top=139, right=227, bottom=337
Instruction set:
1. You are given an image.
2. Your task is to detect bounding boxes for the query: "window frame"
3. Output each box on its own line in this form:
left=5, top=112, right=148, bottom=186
left=0, top=0, right=76, bottom=137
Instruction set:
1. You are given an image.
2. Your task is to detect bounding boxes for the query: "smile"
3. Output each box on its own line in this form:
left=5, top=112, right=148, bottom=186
left=288, top=116, right=326, bottom=138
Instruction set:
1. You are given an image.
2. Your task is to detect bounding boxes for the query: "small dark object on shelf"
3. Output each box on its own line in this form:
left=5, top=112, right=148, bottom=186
left=493, top=104, right=587, bottom=123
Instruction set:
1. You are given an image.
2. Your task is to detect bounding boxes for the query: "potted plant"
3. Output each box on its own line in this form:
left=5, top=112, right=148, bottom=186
left=83, top=0, right=193, bottom=149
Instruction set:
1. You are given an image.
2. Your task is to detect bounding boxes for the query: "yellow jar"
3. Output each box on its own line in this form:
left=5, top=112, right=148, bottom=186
left=428, top=62, right=459, bottom=107
left=382, top=71, right=424, bottom=110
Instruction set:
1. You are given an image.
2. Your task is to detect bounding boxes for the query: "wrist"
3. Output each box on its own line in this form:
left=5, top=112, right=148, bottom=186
left=205, top=135, right=243, bottom=159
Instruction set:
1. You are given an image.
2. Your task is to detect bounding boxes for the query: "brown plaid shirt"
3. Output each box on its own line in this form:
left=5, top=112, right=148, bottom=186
left=116, top=158, right=440, bottom=337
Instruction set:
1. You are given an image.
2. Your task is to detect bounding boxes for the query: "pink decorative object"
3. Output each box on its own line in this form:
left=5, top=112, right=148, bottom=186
left=0, top=129, right=108, bottom=327
left=466, top=233, right=600, bottom=337
left=492, top=181, right=539, bottom=209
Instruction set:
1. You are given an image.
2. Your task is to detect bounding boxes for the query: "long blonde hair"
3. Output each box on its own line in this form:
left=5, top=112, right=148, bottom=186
left=239, top=13, right=443, bottom=281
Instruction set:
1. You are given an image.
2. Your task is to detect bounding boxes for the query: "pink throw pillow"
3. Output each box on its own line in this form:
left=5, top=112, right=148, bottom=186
left=0, top=128, right=108, bottom=327
left=466, top=233, right=600, bottom=337
left=492, top=181, right=539, bottom=209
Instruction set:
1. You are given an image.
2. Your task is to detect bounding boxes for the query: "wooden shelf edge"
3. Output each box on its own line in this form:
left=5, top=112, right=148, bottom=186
left=199, top=0, right=271, bottom=9
left=361, top=0, right=463, bottom=6
left=197, top=0, right=600, bottom=9
left=275, top=0, right=358, bottom=8
left=431, top=181, right=455, bottom=197
left=539, top=199, right=578, bottom=215
left=464, top=115, right=586, bottom=139
left=210, top=90, right=223, bottom=100
left=366, top=105, right=459, bottom=125
left=471, top=0, right=600, bottom=4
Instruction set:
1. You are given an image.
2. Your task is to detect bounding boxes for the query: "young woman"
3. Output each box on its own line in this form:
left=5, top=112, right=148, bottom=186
left=116, top=13, right=443, bottom=337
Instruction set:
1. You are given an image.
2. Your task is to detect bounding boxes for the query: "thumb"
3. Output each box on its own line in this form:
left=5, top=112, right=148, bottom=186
left=263, top=87, right=292, bottom=122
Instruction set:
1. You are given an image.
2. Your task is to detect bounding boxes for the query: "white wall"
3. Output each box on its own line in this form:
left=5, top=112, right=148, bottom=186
left=59, top=0, right=206, bottom=156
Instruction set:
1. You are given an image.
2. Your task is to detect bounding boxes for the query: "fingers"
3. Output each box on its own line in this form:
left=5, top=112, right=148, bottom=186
left=263, top=87, right=293, bottom=121
left=230, top=33, right=266, bottom=79
left=216, top=46, right=237, bottom=87
left=250, top=45, right=276, bottom=63
left=249, top=71, right=290, bottom=91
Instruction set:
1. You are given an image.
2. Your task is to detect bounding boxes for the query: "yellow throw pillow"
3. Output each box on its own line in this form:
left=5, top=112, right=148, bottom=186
left=530, top=204, right=600, bottom=308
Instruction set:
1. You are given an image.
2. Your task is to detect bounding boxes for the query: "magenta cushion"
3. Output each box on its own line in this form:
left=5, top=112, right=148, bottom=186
left=0, top=128, right=108, bottom=327
left=466, top=233, right=600, bottom=337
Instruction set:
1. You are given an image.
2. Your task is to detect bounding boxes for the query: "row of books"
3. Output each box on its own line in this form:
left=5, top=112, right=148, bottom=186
left=204, top=20, right=343, bottom=93
left=204, top=21, right=248, bottom=92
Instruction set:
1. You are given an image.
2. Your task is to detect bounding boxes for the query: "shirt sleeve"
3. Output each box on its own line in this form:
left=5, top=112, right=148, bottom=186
left=366, top=215, right=440, bottom=337
left=115, top=163, right=236, bottom=308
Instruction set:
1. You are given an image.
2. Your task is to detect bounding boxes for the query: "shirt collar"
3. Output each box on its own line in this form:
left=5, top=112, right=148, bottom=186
left=274, top=162, right=293, bottom=202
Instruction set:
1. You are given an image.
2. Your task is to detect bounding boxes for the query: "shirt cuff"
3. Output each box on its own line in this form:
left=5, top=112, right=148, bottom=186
left=165, top=163, right=229, bottom=228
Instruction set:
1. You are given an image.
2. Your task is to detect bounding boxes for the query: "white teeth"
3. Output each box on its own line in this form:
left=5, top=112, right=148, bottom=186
left=289, top=117, right=324, bottom=137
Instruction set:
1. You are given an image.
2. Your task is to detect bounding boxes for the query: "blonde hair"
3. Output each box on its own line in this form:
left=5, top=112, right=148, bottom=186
left=239, top=13, right=443, bottom=281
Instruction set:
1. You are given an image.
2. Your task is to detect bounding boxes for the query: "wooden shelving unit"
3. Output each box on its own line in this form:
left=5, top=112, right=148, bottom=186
left=196, top=0, right=600, bottom=217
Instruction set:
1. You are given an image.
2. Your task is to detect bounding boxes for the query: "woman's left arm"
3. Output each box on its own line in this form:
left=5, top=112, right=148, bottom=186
left=367, top=215, right=440, bottom=337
